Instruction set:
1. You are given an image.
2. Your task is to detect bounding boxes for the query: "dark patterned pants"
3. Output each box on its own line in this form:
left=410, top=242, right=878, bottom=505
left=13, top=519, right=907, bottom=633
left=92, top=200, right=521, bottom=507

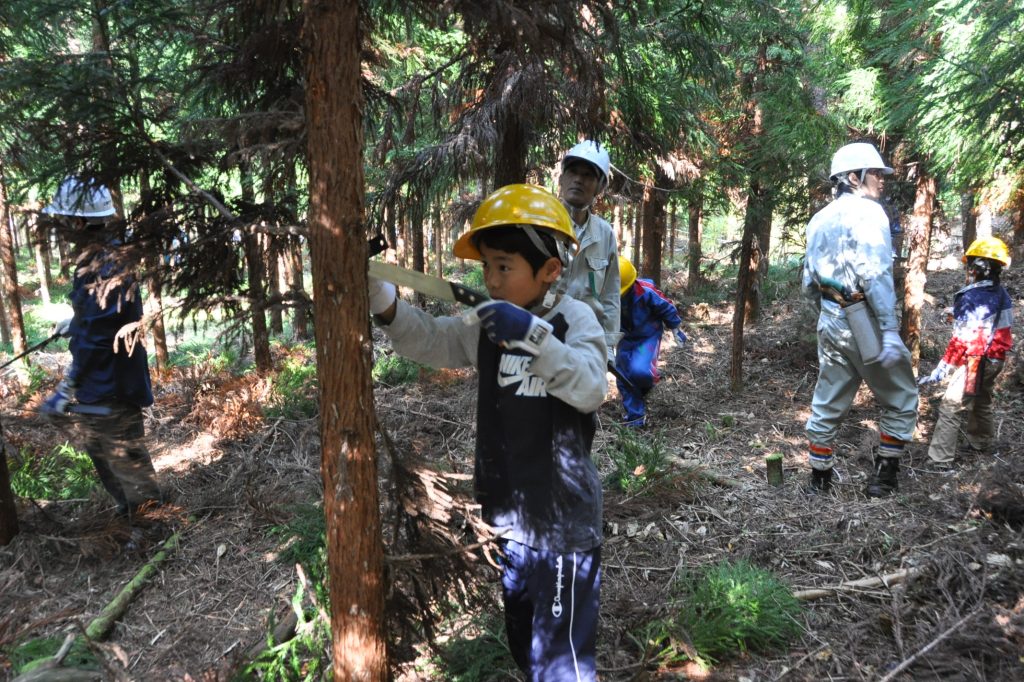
left=79, top=401, right=161, bottom=511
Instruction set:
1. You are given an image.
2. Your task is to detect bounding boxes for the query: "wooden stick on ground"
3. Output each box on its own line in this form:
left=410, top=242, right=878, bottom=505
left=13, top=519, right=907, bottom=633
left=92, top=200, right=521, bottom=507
left=877, top=609, right=980, bottom=682
left=793, top=567, right=923, bottom=601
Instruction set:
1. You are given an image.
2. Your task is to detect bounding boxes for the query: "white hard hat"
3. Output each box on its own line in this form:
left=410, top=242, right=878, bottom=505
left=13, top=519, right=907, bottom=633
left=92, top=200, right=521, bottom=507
left=43, top=177, right=116, bottom=219
left=829, top=142, right=893, bottom=180
left=562, top=140, right=611, bottom=189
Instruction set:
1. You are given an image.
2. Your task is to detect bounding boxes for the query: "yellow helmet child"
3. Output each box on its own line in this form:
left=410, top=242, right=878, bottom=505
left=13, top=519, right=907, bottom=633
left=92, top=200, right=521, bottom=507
left=619, top=256, right=637, bottom=295
left=963, top=236, right=1011, bottom=267
left=454, top=184, right=577, bottom=264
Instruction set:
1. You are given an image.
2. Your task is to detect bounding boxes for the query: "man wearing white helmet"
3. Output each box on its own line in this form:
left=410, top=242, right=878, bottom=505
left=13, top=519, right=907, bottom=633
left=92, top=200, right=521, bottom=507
left=801, top=142, right=918, bottom=498
left=555, top=140, right=621, bottom=363
left=40, top=177, right=162, bottom=519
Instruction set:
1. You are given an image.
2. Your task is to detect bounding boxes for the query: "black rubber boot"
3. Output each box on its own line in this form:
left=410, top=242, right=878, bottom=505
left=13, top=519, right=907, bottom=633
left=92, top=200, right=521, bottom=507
left=805, top=468, right=833, bottom=495
left=865, top=456, right=899, bottom=497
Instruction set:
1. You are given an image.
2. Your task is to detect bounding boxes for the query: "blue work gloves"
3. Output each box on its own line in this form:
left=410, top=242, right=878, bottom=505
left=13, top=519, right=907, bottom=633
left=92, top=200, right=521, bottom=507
left=919, top=360, right=954, bottom=385
left=40, top=380, right=75, bottom=418
left=875, top=330, right=908, bottom=369
left=472, top=300, right=553, bottom=356
left=673, top=328, right=688, bottom=345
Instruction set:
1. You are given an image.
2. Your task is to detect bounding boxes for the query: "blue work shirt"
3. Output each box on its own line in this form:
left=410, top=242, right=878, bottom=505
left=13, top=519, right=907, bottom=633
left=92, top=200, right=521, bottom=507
left=68, top=245, right=154, bottom=407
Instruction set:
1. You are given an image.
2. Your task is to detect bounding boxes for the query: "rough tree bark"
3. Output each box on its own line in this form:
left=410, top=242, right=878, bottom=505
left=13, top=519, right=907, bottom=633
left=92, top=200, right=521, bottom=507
left=900, top=168, right=936, bottom=368
left=303, top=0, right=387, bottom=678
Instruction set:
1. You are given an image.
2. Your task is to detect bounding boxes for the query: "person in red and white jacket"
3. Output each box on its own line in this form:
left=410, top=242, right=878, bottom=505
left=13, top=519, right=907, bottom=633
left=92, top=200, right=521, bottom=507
left=920, top=236, right=1014, bottom=464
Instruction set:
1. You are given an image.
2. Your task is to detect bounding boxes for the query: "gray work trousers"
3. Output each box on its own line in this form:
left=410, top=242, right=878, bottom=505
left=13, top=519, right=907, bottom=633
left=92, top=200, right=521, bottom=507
left=927, top=359, right=1003, bottom=462
left=806, top=305, right=919, bottom=447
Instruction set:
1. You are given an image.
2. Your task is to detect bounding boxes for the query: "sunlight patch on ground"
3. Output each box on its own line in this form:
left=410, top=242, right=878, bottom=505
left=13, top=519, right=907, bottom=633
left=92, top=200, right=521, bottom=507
left=154, top=432, right=225, bottom=472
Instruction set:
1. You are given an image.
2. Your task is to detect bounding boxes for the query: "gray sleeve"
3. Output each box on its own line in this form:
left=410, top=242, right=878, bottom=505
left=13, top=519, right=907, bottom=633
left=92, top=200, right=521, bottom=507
left=854, top=206, right=899, bottom=331
left=529, top=300, right=608, bottom=413
left=380, top=299, right=479, bottom=368
left=595, top=219, right=622, bottom=348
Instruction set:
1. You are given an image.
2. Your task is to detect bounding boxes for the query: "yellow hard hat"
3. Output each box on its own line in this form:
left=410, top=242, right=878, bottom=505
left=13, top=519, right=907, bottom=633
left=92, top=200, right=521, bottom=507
left=619, top=256, right=637, bottom=294
left=454, top=184, right=577, bottom=261
left=964, top=236, right=1011, bottom=267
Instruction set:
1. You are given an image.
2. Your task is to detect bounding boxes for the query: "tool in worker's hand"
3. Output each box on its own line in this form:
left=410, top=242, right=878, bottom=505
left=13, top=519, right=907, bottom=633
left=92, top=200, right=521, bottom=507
left=369, top=261, right=489, bottom=307
left=0, top=332, right=61, bottom=371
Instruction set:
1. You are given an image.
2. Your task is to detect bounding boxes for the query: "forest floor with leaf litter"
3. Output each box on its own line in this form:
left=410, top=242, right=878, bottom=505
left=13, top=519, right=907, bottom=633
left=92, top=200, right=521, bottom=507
left=1, top=265, right=1023, bottom=681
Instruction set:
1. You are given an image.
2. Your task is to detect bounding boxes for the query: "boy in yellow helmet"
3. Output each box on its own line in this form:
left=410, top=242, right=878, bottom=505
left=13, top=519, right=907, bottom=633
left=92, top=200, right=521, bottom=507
left=369, top=184, right=606, bottom=680
left=919, top=236, right=1014, bottom=464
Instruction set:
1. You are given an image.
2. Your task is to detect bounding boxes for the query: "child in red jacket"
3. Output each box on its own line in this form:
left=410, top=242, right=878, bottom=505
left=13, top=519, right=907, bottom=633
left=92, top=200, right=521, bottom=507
left=614, top=257, right=687, bottom=427
left=919, top=237, right=1014, bottom=463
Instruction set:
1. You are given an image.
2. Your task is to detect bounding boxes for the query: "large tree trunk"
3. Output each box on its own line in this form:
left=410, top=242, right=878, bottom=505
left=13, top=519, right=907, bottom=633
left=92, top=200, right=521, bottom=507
left=686, top=193, right=704, bottom=292
left=304, top=1, right=387, bottom=679
left=0, top=161, right=28, bottom=370
left=901, top=169, right=936, bottom=368
left=494, top=110, right=527, bottom=186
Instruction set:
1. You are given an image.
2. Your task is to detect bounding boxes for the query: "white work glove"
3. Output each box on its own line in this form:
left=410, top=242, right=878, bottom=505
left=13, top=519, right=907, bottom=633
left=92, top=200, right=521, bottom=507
left=39, top=380, right=75, bottom=419
left=919, top=360, right=954, bottom=385
left=368, top=277, right=397, bottom=316
left=606, top=346, right=616, bottom=366
left=52, top=317, right=73, bottom=338
left=875, top=330, right=907, bottom=369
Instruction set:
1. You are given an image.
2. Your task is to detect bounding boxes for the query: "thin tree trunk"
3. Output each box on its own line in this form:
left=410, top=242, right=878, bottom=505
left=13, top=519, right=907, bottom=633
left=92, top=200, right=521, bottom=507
left=411, top=205, right=426, bottom=306
left=668, top=203, right=677, bottom=265
left=147, top=269, right=169, bottom=371
left=745, top=181, right=773, bottom=324
left=267, top=236, right=284, bottom=335
left=641, top=171, right=670, bottom=286
left=687, top=194, right=704, bottom=292
left=960, top=189, right=976, bottom=253
left=288, top=239, right=310, bottom=341
left=901, top=169, right=936, bottom=368
left=0, top=161, right=28, bottom=371
left=730, top=179, right=772, bottom=390
left=433, top=204, right=444, bottom=279
left=634, top=185, right=646, bottom=268
left=623, top=204, right=634, bottom=259
left=243, top=232, right=273, bottom=373
left=0, top=283, right=11, bottom=346
left=33, top=225, right=53, bottom=305
left=304, top=0, right=387, bottom=678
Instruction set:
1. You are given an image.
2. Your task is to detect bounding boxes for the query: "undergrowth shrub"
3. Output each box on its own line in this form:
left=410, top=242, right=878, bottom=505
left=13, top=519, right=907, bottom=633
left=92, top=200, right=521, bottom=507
left=266, top=357, right=318, bottom=419
left=431, top=612, right=519, bottom=681
left=642, top=560, right=804, bottom=670
left=373, top=353, right=429, bottom=385
left=605, top=426, right=669, bottom=494
left=10, top=635, right=97, bottom=676
left=242, top=504, right=331, bottom=680
left=11, top=442, right=96, bottom=500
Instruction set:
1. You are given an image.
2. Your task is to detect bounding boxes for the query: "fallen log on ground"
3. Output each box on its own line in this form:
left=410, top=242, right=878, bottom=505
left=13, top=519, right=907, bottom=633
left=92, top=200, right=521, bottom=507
left=13, top=531, right=181, bottom=681
left=793, top=566, right=923, bottom=601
